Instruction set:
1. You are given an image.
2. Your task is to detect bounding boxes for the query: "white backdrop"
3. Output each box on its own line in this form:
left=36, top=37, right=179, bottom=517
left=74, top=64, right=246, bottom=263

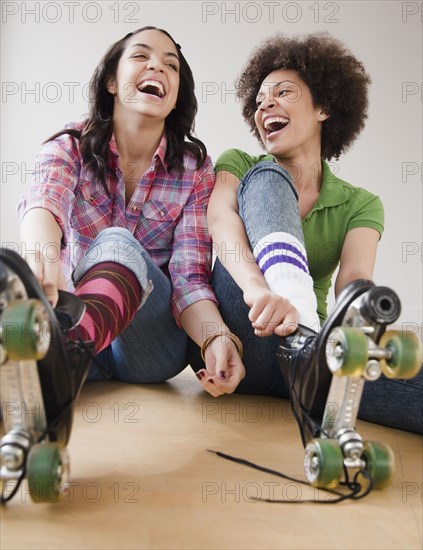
left=1, top=0, right=422, bottom=328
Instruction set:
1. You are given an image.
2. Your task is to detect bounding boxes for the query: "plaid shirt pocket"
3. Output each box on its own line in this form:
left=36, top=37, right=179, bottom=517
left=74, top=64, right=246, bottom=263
left=142, top=200, right=183, bottom=221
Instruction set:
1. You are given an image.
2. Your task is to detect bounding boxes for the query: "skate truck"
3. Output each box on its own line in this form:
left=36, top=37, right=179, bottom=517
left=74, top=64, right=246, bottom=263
left=278, top=279, right=422, bottom=492
left=0, top=248, right=92, bottom=504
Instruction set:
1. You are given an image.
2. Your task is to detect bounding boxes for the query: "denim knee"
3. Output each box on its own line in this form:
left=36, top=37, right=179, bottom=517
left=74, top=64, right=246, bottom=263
left=236, top=161, right=303, bottom=249
left=72, top=227, right=153, bottom=307
left=237, top=161, right=298, bottom=201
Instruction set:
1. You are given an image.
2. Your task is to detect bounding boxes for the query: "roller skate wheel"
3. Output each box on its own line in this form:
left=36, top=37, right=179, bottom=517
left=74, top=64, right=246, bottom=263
left=1, top=299, right=50, bottom=360
left=362, top=441, right=395, bottom=489
left=304, top=438, right=343, bottom=489
left=363, top=286, right=401, bottom=325
left=326, top=327, right=369, bottom=376
left=27, top=443, right=70, bottom=503
left=379, top=331, right=422, bottom=379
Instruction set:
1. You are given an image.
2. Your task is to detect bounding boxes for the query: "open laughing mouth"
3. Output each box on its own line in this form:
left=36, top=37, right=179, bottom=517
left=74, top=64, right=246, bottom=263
left=263, top=116, right=289, bottom=136
left=136, top=80, right=165, bottom=98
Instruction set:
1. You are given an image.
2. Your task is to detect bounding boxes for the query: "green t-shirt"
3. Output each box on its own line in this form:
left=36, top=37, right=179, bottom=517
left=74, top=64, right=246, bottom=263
left=214, top=149, right=384, bottom=322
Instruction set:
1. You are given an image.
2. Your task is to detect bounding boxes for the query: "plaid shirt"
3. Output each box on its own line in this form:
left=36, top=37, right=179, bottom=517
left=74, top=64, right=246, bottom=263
left=18, top=120, right=217, bottom=322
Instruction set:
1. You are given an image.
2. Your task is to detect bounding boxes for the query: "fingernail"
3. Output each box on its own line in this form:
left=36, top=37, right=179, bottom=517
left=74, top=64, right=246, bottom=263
left=195, top=373, right=202, bottom=381
left=218, top=371, right=226, bottom=380
left=207, top=378, right=215, bottom=384
left=198, top=371, right=205, bottom=378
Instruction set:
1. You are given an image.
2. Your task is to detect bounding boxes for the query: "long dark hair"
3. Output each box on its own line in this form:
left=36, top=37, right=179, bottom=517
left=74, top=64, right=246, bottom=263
left=45, top=26, right=207, bottom=191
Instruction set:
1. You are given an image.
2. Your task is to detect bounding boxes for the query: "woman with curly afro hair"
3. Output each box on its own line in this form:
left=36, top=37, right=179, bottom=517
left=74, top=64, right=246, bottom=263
left=189, top=32, right=422, bottom=438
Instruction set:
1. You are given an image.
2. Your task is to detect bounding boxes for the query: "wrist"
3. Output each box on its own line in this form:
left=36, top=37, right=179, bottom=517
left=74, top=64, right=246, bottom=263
left=201, top=331, right=243, bottom=361
left=244, top=274, right=267, bottom=291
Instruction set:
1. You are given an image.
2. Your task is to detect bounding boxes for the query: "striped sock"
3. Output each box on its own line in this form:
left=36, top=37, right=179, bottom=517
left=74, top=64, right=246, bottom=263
left=254, top=232, right=320, bottom=331
left=70, top=262, right=142, bottom=354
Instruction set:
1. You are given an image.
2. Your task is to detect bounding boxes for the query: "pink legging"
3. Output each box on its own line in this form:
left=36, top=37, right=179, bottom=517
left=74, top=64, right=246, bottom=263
left=70, top=262, right=142, bottom=354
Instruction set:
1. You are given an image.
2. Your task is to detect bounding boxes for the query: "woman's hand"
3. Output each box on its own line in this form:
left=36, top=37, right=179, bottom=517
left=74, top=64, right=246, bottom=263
left=195, top=336, right=245, bottom=397
left=24, top=250, right=67, bottom=307
left=20, top=208, right=66, bottom=307
left=243, top=284, right=298, bottom=337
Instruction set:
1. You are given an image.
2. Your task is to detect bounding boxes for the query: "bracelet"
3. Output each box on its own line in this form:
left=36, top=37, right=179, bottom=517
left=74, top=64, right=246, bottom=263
left=200, top=331, right=243, bottom=361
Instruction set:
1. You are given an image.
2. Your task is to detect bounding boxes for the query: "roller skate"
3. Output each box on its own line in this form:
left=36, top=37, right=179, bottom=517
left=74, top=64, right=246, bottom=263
left=0, top=248, right=93, bottom=504
left=277, top=279, right=422, bottom=491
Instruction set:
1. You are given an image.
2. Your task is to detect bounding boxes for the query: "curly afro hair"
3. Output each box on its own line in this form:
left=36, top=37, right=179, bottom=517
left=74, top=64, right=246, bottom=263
left=237, top=32, right=371, bottom=160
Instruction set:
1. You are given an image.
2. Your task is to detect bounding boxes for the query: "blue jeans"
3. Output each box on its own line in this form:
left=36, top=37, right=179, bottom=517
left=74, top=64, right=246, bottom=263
left=74, top=227, right=188, bottom=384
left=188, top=162, right=423, bottom=434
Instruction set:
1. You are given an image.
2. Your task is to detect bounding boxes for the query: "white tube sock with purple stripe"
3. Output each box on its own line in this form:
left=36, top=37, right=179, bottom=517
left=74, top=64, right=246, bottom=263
left=253, top=232, right=320, bottom=331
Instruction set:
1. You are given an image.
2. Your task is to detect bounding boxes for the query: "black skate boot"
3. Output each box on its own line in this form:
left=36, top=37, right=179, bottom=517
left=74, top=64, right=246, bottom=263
left=0, top=248, right=93, bottom=503
left=277, top=279, right=422, bottom=490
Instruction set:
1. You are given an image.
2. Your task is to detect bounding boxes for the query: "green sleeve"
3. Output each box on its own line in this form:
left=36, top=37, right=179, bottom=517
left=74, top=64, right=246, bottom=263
left=346, top=192, right=384, bottom=236
left=214, top=149, right=271, bottom=180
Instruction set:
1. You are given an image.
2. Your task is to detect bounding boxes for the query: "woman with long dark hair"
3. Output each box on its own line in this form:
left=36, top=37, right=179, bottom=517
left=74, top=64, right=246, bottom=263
left=17, top=26, right=245, bottom=385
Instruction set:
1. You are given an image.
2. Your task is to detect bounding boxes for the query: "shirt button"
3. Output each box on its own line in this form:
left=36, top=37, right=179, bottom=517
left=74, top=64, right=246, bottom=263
left=160, top=211, right=165, bottom=217
left=132, top=205, right=137, bottom=211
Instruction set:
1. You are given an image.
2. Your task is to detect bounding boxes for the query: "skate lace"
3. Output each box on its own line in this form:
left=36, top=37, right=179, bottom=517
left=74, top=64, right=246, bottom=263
left=68, top=325, right=111, bottom=376
left=0, top=332, right=100, bottom=505
left=206, top=339, right=376, bottom=504
left=288, top=336, right=330, bottom=447
left=0, top=399, right=76, bottom=504
left=207, top=449, right=374, bottom=504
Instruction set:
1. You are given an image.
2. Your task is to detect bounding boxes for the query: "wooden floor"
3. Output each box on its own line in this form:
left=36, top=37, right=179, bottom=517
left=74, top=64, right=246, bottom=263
left=1, top=366, right=422, bottom=550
